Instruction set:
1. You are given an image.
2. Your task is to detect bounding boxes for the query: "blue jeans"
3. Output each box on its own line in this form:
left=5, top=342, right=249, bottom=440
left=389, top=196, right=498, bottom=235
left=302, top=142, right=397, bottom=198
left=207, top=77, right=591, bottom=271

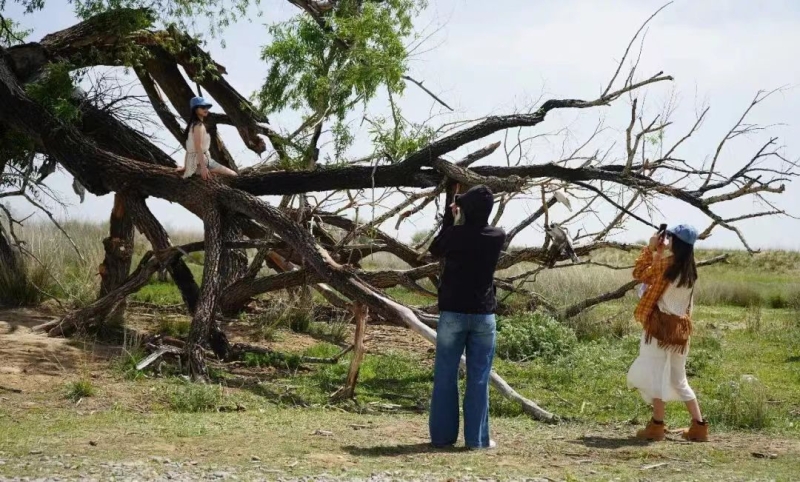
left=429, top=311, right=496, bottom=448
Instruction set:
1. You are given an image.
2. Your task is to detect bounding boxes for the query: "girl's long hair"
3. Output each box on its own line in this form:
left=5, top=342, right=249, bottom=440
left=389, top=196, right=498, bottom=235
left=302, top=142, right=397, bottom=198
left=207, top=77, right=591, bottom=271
left=183, top=108, right=203, bottom=143
left=665, top=235, right=697, bottom=288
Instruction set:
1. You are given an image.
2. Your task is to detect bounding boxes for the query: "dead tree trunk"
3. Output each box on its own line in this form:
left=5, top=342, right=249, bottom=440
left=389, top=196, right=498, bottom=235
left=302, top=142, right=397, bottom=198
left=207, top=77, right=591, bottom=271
left=185, top=205, right=223, bottom=380
left=97, top=193, right=135, bottom=327
left=126, top=195, right=200, bottom=313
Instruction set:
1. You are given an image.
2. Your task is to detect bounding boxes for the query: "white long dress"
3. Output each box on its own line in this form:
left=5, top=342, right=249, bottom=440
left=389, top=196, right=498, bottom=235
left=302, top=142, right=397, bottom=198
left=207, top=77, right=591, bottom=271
left=183, top=125, right=211, bottom=179
left=627, top=280, right=697, bottom=403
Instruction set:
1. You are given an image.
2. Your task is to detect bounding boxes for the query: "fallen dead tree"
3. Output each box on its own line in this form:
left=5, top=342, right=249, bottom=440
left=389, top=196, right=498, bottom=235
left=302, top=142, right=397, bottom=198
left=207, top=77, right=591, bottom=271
left=1, top=3, right=795, bottom=422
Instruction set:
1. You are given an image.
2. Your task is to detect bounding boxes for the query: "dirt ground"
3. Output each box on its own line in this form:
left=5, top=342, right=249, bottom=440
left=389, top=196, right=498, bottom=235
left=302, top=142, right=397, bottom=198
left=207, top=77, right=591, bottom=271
left=2, top=308, right=800, bottom=481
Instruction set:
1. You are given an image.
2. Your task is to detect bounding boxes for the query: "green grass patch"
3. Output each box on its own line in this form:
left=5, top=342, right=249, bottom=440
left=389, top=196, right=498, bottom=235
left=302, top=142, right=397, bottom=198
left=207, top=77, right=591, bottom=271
left=64, top=379, right=96, bottom=402
left=284, top=346, right=432, bottom=407
left=132, top=281, right=186, bottom=305
left=156, top=316, right=191, bottom=338
left=167, top=382, right=223, bottom=412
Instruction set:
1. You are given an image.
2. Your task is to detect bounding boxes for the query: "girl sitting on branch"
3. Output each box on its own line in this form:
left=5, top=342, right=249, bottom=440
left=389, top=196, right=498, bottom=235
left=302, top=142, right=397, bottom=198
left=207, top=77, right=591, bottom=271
left=176, top=97, right=237, bottom=180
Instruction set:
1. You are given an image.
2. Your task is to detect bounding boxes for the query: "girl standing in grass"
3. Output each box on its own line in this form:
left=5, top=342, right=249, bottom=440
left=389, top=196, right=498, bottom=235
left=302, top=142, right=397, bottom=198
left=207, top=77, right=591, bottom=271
left=627, top=224, right=709, bottom=442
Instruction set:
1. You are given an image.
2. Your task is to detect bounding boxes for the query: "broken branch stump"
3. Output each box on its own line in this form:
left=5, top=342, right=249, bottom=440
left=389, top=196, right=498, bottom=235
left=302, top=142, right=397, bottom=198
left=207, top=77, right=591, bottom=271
left=331, top=303, right=368, bottom=401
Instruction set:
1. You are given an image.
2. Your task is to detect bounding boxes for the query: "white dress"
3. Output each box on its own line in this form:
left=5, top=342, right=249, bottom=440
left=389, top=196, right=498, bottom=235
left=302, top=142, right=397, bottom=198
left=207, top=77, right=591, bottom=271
left=183, top=124, right=212, bottom=179
left=627, top=280, right=697, bottom=403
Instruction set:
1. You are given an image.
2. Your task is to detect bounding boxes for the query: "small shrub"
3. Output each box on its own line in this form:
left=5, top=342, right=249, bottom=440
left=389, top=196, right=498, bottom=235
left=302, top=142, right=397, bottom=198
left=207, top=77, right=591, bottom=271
left=65, top=379, right=95, bottom=401
left=247, top=311, right=285, bottom=342
left=706, top=377, right=772, bottom=429
left=309, top=318, right=350, bottom=345
left=326, top=318, right=350, bottom=344
left=496, top=312, right=576, bottom=362
left=767, top=293, right=790, bottom=309
left=287, top=309, right=312, bottom=333
left=609, top=313, right=637, bottom=338
left=563, top=309, right=634, bottom=342
left=168, top=383, right=223, bottom=412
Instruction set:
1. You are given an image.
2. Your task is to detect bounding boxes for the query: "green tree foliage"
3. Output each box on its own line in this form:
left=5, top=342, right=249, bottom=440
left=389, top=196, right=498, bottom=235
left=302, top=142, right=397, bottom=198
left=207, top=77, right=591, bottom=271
left=256, top=0, right=431, bottom=166
left=25, top=63, right=83, bottom=123
left=1, top=0, right=260, bottom=33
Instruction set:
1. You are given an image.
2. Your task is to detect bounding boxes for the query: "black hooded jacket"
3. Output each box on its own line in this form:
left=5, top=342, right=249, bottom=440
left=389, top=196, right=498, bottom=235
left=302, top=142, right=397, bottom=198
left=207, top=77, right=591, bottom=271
left=429, top=185, right=506, bottom=314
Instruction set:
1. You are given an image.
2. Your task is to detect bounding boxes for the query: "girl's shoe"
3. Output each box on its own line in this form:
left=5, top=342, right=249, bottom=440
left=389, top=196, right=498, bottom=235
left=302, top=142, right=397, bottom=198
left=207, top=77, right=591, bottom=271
left=635, top=419, right=666, bottom=441
left=681, top=419, right=709, bottom=442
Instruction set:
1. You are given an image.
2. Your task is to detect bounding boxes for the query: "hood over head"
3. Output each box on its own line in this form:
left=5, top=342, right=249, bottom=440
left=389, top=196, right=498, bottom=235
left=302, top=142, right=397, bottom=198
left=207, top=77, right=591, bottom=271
left=454, top=185, right=494, bottom=226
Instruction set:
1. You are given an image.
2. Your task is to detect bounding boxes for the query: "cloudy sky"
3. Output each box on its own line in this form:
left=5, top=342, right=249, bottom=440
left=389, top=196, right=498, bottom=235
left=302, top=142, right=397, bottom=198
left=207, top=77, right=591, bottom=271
left=4, top=0, right=800, bottom=249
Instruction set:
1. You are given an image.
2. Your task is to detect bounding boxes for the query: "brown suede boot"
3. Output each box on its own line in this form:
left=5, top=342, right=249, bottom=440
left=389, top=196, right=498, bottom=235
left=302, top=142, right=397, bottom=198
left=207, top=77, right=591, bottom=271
left=635, top=419, right=666, bottom=441
left=681, top=419, right=709, bottom=442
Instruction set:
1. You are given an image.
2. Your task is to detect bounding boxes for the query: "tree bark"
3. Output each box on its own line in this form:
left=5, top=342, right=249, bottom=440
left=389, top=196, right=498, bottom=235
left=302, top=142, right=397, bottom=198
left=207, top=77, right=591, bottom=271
left=219, top=212, right=248, bottom=289
left=185, top=206, right=223, bottom=380
left=97, top=193, right=135, bottom=327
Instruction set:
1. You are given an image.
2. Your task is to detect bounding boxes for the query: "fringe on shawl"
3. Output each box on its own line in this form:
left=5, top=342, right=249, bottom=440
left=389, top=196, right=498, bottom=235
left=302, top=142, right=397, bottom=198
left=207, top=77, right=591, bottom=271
left=642, top=307, right=692, bottom=354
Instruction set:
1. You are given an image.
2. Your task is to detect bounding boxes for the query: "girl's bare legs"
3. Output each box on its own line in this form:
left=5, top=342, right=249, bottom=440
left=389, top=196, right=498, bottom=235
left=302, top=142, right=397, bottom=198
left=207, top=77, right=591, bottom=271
left=685, top=398, right=703, bottom=421
left=176, top=166, right=185, bottom=174
left=210, top=165, right=238, bottom=177
left=652, top=398, right=666, bottom=422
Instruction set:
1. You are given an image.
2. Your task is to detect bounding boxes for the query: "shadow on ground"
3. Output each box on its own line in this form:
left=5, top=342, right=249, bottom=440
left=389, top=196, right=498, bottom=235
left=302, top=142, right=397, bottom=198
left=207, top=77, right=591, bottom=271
left=342, top=442, right=465, bottom=457
left=572, top=435, right=652, bottom=449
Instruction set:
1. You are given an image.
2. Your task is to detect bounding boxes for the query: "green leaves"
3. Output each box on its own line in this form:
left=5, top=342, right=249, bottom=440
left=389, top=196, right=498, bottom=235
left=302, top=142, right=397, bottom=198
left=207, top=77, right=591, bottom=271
left=25, top=62, right=82, bottom=123
left=256, top=0, right=427, bottom=164
left=0, top=14, right=31, bottom=47
left=71, top=0, right=260, bottom=34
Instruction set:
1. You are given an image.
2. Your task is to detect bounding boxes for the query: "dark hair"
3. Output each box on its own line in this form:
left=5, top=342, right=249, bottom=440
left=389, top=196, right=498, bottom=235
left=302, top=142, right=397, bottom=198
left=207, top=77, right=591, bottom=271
left=183, top=108, right=204, bottom=143
left=664, top=234, right=697, bottom=288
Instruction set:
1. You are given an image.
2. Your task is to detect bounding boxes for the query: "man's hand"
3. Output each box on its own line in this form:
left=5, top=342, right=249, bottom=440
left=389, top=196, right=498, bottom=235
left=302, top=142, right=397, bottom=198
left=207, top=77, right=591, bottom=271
left=450, top=202, right=459, bottom=218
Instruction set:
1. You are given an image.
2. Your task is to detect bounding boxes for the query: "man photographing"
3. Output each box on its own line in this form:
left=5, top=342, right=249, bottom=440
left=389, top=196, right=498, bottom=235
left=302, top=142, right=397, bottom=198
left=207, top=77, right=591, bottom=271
left=428, top=184, right=506, bottom=450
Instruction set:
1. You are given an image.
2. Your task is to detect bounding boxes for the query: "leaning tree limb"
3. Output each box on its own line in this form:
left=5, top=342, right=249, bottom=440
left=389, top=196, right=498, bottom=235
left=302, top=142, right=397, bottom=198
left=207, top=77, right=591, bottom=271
left=125, top=194, right=201, bottom=313
left=331, top=303, right=369, bottom=401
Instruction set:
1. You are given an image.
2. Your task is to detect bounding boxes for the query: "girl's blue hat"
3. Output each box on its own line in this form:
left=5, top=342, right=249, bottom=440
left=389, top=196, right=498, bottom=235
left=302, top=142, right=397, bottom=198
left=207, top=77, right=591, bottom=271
left=190, top=97, right=212, bottom=110
left=667, top=224, right=698, bottom=245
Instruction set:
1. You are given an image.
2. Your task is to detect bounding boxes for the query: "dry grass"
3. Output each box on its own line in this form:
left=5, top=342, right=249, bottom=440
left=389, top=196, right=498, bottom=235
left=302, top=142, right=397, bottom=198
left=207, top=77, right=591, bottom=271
left=0, top=220, right=201, bottom=307
left=5, top=221, right=800, bottom=314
